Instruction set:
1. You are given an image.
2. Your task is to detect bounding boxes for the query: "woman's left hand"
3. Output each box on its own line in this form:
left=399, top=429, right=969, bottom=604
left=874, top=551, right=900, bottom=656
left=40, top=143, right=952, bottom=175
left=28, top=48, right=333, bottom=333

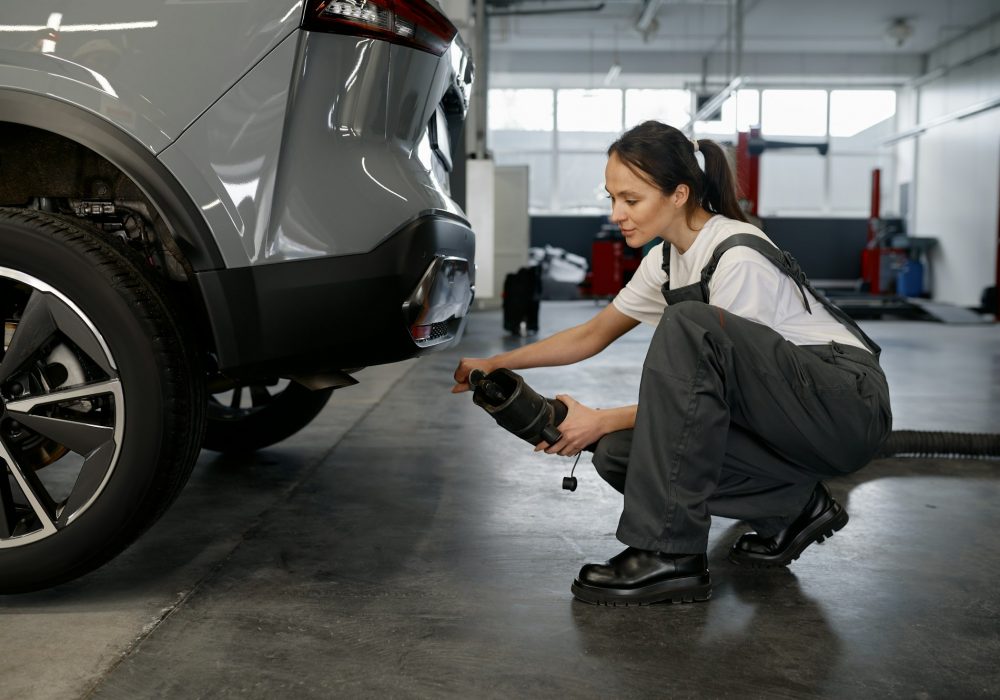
left=534, top=395, right=607, bottom=457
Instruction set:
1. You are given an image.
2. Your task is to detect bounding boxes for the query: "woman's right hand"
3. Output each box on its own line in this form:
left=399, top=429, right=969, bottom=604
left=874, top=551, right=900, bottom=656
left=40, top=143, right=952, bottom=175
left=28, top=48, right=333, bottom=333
left=452, top=357, right=495, bottom=393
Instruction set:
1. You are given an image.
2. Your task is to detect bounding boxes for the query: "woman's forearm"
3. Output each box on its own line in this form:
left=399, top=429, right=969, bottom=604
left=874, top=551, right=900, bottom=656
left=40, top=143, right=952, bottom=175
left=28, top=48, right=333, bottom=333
left=490, top=322, right=605, bottom=370
left=599, top=405, right=638, bottom=433
left=453, top=304, right=639, bottom=393
left=487, top=303, right=640, bottom=372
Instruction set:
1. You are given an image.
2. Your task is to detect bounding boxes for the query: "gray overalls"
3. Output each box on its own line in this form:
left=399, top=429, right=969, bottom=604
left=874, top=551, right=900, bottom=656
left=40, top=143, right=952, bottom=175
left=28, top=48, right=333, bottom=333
left=592, top=234, right=892, bottom=553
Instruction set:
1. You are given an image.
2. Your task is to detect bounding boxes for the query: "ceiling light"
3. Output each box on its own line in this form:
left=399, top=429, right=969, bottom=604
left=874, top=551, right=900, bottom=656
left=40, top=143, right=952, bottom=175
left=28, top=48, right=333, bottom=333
left=884, top=18, right=914, bottom=49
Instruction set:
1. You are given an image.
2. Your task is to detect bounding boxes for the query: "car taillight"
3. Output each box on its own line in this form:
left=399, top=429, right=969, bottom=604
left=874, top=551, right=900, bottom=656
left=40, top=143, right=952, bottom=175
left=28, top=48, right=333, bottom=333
left=303, top=0, right=457, bottom=57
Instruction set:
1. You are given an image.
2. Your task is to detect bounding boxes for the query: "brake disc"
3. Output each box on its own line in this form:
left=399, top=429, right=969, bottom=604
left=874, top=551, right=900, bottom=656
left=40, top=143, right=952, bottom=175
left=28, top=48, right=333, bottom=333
left=2, top=329, right=87, bottom=471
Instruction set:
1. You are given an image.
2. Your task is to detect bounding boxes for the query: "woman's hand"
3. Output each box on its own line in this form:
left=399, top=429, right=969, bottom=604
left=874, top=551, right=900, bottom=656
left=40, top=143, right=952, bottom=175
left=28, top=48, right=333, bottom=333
left=452, top=357, right=495, bottom=393
left=535, top=395, right=608, bottom=456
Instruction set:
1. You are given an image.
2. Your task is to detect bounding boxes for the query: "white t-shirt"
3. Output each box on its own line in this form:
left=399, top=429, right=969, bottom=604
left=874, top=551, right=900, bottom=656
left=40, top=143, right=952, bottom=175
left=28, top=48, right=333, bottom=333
left=612, top=215, right=869, bottom=351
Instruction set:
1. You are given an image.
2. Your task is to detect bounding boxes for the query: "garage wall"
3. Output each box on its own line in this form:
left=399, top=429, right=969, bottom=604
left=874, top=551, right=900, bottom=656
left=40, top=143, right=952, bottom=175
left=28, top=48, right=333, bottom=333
left=909, top=17, right=1000, bottom=307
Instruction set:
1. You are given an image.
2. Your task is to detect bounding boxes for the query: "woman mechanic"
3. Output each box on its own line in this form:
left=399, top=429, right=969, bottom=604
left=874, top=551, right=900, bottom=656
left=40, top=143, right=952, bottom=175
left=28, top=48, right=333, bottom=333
left=452, top=120, right=892, bottom=606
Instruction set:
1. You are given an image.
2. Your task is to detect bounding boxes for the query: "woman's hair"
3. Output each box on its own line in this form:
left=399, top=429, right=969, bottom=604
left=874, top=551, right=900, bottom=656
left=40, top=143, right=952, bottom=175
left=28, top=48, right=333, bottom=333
left=607, top=120, right=747, bottom=224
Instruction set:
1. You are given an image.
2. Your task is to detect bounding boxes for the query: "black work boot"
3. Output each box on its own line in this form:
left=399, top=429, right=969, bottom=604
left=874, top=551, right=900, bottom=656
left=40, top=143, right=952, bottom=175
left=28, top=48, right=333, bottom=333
left=729, top=483, right=849, bottom=567
left=571, top=547, right=711, bottom=606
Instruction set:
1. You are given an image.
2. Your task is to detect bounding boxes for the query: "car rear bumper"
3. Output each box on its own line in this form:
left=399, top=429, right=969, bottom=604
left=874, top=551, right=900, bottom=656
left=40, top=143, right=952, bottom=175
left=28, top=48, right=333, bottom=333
left=195, top=212, right=475, bottom=377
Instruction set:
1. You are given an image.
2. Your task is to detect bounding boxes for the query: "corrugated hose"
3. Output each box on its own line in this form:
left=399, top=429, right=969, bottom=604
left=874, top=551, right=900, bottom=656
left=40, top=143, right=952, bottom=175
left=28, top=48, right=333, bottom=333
left=877, top=430, right=1000, bottom=459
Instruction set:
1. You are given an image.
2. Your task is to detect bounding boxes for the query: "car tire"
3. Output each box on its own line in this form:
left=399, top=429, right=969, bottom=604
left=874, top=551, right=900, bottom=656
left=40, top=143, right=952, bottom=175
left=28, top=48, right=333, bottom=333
left=203, top=381, right=333, bottom=453
left=0, top=208, right=205, bottom=593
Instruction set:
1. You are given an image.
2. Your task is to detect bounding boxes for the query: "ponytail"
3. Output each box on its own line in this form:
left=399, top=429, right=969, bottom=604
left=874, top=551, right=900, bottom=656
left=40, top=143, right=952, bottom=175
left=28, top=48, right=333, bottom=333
left=608, top=121, right=747, bottom=226
left=696, top=139, right=748, bottom=223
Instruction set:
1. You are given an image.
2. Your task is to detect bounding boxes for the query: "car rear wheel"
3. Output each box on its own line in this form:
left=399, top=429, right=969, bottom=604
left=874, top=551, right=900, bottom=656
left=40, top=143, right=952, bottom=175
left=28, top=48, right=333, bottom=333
left=0, top=208, right=204, bottom=593
left=203, top=380, right=333, bottom=453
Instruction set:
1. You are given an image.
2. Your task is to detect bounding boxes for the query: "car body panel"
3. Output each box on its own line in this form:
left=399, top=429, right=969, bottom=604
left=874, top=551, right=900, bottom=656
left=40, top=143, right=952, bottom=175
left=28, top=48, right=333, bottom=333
left=265, top=33, right=464, bottom=264
left=0, top=0, right=302, bottom=151
left=156, top=31, right=300, bottom=268
left=195, top=212, right=475, bottom=373
left=0, top=0, right=476, bottom=371
left=160, top=31, right=466, bottom=268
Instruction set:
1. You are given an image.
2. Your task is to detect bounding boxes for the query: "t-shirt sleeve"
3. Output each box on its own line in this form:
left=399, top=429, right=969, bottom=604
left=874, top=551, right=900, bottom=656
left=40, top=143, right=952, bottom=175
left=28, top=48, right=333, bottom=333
left=708, top=251, right=784, bottom=328
left=612, top=244, right=667, bottom=325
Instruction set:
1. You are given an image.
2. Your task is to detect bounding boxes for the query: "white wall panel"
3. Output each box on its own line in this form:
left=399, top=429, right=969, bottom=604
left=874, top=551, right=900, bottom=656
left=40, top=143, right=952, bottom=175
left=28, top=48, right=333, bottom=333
left=829, top=155, right=879, bottom=215
left=466, top=160, right=496, bottom=300
left=493, top=166, right=531, bottom=299
left=911, top=21, right=1000, bottom=307
left=914, top=108, right=999, bottom=306
left=758, top=153, right=825, bottom=215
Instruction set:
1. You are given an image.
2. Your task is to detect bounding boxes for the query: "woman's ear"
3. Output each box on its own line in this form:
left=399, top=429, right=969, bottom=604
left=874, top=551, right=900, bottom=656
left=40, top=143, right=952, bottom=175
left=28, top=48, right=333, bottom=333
left=673, top=184, right=690, bottom=208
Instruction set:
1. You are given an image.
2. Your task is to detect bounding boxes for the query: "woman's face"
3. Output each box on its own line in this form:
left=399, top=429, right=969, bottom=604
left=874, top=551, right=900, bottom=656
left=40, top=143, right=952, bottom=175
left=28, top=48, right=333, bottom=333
left=605, top=152, right=687, bottom=248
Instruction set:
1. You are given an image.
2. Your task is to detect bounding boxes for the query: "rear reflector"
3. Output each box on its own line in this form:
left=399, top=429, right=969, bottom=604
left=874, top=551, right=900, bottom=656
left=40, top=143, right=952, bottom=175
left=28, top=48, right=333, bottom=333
left=409, top=321, right=451, bottom=344
left=303, top=0, right=457, bottom=57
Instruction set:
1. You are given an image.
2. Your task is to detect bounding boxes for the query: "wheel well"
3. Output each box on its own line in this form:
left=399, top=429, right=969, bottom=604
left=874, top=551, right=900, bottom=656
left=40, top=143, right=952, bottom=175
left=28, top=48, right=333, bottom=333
left=0, top=121, right=218, bottom=358
left=0, top=122, right=194, bottom=279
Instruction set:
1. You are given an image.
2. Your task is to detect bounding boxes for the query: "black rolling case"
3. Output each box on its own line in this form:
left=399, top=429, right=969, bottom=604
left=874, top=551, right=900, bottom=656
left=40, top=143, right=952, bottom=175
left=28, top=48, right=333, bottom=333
left=503, top=265, right=541, bottom=335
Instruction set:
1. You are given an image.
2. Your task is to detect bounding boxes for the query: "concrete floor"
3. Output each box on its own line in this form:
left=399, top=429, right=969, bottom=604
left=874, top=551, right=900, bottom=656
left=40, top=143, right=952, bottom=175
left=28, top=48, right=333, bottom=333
left=1, top=301, right=998, bottom=699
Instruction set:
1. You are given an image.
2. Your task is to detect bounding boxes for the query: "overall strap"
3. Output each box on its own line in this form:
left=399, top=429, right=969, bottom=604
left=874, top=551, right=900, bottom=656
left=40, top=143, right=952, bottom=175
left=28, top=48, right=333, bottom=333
left=703, top=234, right=814, bottom=312
left=660, top=245, right=710, bottom=305
left=661, top=280, right=707, bottom=305
left=661, top=233, right=882, bottom=357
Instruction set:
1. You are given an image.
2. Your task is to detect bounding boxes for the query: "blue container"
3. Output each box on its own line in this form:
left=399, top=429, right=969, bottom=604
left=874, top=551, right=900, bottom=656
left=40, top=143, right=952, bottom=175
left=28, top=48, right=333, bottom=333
left=897, top=260, right=924, bottom=297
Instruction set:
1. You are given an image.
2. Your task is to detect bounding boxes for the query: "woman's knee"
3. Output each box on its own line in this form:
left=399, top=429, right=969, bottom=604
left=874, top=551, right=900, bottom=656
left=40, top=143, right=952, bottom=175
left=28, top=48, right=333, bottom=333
left=592, top=431, right=632, bottom=493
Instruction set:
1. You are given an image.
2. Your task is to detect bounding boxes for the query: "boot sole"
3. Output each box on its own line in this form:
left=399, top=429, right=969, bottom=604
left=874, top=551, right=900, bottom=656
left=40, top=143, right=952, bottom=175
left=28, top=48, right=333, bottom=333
left=729, top=502, right=849, bottom=568
left=571, top=573, right=712, bottom=607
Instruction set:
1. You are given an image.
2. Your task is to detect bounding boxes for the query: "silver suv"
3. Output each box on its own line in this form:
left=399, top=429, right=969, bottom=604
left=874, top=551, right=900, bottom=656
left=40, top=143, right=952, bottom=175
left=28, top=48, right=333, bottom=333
left=0, top=0, right=475, bottom=592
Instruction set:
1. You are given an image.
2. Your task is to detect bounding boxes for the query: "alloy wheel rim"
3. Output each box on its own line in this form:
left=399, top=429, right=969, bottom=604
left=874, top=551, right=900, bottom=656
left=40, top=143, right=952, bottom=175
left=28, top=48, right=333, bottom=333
left=0, top=267, right=124, bottom=548
left=208, top=379, right=291, bottom=421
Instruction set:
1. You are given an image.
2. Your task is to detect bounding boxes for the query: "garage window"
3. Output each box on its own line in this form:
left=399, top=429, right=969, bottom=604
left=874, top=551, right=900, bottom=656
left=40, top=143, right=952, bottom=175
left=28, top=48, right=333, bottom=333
left=488, top=89, right=554, bottom=132
left=761, top=89, right=828, bottom=137
left=829, top=90, right=897, bottom=137
left=694, top=89, right=759, bottom=136
left=557, top=89, right=623, bottom=133
left=625, top=89, right=690, bottom=131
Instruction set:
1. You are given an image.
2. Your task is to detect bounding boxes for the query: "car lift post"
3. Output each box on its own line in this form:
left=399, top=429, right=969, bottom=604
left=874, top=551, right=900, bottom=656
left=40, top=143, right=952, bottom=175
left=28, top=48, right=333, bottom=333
left=861, top=168, right=883, bottom=293
left=736, top=128, right=760, bottom=216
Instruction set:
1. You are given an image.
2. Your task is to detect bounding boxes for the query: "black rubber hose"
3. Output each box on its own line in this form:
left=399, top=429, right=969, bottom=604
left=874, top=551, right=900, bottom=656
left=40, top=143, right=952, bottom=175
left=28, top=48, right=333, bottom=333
left=877, top=430, right=1000, bottom=459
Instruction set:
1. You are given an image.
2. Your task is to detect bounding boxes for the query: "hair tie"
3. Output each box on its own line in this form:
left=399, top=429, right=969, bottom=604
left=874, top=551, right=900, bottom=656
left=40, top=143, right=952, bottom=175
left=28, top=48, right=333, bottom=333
left=691, top=138, right=699, bottom=153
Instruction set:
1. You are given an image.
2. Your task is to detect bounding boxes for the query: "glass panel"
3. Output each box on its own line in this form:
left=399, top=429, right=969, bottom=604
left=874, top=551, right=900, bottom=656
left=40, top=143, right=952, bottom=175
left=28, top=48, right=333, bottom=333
left=735, top=89, right=760, bottom=131
left=557, top=89, right=623, bottom=132
left=488, top=89, right=553, bottom=131
left=494, top=152, right=553, bottom=212
left=491, top=129, right=553, bottom=151
left=761, top=89, right=828, bottom=137
left=556, top=153, right=610, bottom=213
left=758, top=152, right=825, bottom=214
left=559, top=132, right=621, bottom=150
left=829, top=154, right=882, bottom=213
left=694, top=89, right=759, bottom=136
left=625, top=89, right=690, bottom=130
left=829, top=90, right=897, bottom=137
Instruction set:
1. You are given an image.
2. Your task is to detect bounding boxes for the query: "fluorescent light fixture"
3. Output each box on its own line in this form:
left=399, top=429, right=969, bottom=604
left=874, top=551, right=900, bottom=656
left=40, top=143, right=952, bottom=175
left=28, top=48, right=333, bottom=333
left=604, top=61, right=621, bottom=86
left=635, top=0, right=662, bottom=32
left=884, top=95, right=1000, bottom=145
left=681, top=76, right=743, bottom=133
